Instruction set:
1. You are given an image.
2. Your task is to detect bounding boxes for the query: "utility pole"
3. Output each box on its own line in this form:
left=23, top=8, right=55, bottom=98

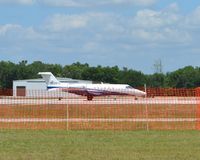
left=153, top=59, right=163, bottom=73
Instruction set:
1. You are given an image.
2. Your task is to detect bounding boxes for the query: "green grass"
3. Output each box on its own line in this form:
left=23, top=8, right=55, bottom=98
left=0, top=130, right=200, bottom=160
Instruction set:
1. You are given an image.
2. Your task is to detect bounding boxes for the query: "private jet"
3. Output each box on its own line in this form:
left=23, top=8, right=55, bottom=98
left=38, top=72, right=146, bottom=100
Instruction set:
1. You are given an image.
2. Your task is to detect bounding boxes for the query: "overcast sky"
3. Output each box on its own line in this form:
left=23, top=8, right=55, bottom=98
left=0, top=0, right=200, bottom=73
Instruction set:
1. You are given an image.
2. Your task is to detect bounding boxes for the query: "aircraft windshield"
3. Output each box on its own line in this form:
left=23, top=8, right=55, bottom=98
left=126, top=85, right=133, bottom=89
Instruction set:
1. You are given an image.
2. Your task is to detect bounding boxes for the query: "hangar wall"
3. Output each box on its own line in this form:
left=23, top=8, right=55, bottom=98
left=13, top=78, right=92, bottom=97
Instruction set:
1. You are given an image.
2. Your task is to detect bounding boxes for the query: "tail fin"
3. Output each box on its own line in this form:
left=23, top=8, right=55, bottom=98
left=38, top=72, right=60, bottom=85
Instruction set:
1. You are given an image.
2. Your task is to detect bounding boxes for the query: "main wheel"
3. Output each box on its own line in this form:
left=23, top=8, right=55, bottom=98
left=87, top=95, right=93, bottom=101
left=135, top=97, right=138, bottom=100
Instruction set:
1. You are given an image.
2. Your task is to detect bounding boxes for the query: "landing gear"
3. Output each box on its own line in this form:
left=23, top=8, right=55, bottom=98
left=87, top=95, right=94, bottom=101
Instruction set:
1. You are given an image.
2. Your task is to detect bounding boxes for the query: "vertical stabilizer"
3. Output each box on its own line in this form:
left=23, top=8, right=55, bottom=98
left=38, top=72, right=60, bottom=85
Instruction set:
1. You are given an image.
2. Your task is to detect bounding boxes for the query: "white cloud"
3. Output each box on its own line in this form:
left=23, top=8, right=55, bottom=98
left=0, top=0, right=157, bottom=7
left=44, top=12, right=124, bottom=34
left=0, top=3, right=193, bottom=48
left=166, top=2, right=179, bottom=12
left=38, top=0, right=156, bottom=7
left=38, top=0, right=82, bottom=7
left=41, top=3, right=193, bottom=46
left=44, top=14, right=89, bottom=32
left=131, top=0, right=156, bottom=6
left=128, top=4, right=192, bottom=43
left=0, top=24, right=21, bottom=36
left=1, top=3, right=200, bottom=73
left=133, top=8, right=181, bottom=29
left=185, top=6, right=200, bottom=28
left=0, top=24, right=46, bottom=43
left=0, top=0, right=34, bottom=5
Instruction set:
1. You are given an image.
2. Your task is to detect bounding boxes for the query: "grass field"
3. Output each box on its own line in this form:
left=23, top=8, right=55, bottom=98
left=0, top=130, right=200, bottom=160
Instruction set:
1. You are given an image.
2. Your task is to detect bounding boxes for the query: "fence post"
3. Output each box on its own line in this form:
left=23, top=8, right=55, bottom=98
left=196, top=87, right=200, bottom=130
left=144, top=84, right=149, bottom=131
left=66, top=90, right=70, bottom=131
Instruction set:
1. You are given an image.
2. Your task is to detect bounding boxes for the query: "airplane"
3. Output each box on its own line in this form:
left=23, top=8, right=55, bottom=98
left=38, top=72, right=146, bottom=100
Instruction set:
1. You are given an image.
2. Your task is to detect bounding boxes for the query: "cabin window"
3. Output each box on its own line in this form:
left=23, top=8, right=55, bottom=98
left=126, top=86, right=133, bottom=89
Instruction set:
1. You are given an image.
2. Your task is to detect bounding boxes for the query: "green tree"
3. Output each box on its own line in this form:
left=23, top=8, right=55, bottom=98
left=1, top=60, right=200, bottom=89
left=117, top=68, right=146, bottom=87
left=146, top=73, right=166, bottom=87
left=166, top=66, right=199, bottom=88
left=0, top=61, right=16, bottom=88
left=63, top=62, right=89, bottom=79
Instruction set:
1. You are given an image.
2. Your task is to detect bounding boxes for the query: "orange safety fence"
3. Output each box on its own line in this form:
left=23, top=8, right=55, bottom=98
left=196, top=87, right=200, bottom=130
left=0, top=88, right=199, bottom=130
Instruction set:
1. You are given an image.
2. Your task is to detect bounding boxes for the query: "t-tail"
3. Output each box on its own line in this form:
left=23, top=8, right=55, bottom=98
left=38, top=72, right=60, bottom=85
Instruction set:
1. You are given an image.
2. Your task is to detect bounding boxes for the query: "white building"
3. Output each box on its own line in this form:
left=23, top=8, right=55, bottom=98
left=13, top=77, right=92, bottom=97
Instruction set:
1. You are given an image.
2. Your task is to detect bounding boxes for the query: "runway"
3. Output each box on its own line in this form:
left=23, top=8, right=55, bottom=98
left=0, top=97, right=198, bottom=105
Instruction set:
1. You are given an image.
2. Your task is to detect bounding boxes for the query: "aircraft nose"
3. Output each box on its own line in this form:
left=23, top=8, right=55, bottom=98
left=141, top=91, right=147, bottom=96
left=131, top=89, right=146, bottom=97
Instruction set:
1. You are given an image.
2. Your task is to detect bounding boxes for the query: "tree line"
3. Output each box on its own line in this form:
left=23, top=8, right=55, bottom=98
left=0, top=60, right=200, bottom=89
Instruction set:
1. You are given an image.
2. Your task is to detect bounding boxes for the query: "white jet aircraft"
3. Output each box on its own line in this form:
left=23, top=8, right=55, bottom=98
left=38, top=72, right=146, bottom=100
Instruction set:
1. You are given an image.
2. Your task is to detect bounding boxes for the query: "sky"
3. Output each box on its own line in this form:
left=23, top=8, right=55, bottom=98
left=0, top=0, right=200, bottom=73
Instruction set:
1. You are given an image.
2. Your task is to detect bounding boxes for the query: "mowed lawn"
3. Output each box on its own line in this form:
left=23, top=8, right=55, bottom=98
left=0, top=130, right=200, bottom=160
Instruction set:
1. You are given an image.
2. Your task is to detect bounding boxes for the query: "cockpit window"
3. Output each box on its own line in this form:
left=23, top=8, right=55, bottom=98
left=126, top=85, right=133, bottom=89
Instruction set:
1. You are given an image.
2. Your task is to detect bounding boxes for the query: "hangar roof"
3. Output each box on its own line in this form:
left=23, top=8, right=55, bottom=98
left=13, top=77, right=92, bottom=84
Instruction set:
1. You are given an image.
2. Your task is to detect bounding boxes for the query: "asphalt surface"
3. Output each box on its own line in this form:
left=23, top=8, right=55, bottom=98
left=0, top=97, right=198, bottom=105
